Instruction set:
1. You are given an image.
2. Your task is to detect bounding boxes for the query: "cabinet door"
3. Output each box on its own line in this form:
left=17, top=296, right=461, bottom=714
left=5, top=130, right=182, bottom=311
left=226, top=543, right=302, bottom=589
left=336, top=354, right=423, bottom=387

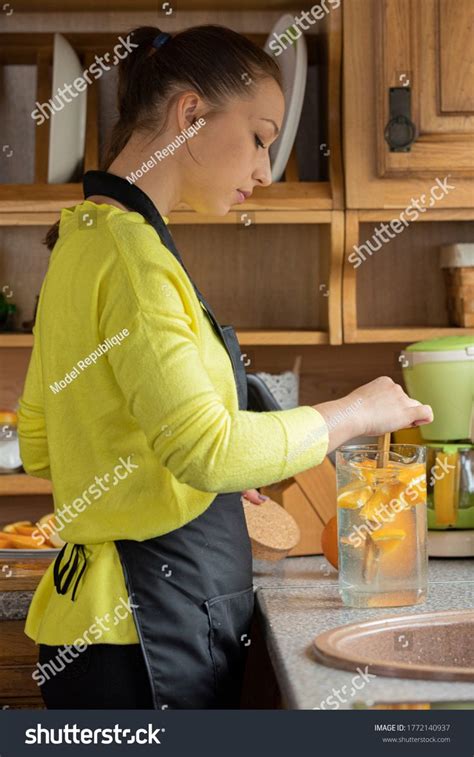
left=344, top=0, right=474, bottom=207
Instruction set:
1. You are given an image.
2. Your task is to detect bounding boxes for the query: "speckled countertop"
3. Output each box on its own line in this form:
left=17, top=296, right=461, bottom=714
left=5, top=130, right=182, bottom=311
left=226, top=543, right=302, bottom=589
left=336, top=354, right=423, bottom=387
left=252, top=555, right=474, bottom=710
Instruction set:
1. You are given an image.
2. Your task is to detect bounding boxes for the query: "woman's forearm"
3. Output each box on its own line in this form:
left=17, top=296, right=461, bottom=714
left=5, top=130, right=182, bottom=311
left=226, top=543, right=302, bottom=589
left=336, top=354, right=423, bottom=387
left=312, top=397, right=363, bottom=455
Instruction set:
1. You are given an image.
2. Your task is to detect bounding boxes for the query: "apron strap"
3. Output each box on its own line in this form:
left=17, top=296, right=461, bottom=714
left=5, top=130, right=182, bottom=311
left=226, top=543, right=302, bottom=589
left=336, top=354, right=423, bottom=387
left=83, top=170, right=245, bottom=399
left=53, top=543, right=87, bottom=602
left=83, top=170, right=222, bottom=335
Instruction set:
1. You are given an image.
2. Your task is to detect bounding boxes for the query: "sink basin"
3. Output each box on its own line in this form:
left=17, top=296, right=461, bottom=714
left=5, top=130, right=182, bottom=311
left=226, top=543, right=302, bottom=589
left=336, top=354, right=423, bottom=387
left=313, top=609, right=474, bottom=682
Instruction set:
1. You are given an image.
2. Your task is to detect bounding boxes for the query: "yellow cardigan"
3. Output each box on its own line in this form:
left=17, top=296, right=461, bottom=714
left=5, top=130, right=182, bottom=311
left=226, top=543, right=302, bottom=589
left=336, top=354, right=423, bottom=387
left=18, top=200, right=329, bottom=645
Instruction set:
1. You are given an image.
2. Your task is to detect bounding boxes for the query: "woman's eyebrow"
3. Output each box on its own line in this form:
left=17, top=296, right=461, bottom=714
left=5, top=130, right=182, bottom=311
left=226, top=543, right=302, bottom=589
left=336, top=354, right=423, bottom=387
left=258, top=118, right=280, bottom=136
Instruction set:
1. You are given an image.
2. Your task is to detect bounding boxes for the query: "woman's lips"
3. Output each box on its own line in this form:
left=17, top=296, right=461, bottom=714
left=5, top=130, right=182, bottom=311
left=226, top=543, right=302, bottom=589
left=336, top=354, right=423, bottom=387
left=236, top=189, right=252, bottom=203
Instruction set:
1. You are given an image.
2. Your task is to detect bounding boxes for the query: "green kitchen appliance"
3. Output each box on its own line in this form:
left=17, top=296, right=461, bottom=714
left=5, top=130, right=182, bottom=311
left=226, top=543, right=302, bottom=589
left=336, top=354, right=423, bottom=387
left=399, top=336, right=474, bottom=557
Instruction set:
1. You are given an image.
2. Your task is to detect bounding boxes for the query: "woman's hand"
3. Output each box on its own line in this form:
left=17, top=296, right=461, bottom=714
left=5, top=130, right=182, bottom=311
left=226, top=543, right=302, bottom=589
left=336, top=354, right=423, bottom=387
left=241, top=488, right=269, bottom=506
left=314, top=376, right=434, bottom=454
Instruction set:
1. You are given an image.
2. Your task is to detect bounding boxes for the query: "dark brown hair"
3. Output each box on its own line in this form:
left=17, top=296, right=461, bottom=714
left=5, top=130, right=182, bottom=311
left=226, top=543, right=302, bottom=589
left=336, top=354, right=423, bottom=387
left=44, top=24, right=282, bottom=250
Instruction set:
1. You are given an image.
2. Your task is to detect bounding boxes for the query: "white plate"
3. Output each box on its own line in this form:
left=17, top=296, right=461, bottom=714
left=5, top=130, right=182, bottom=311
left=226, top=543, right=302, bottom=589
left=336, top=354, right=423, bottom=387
left=0, top=548, right=60, bottom=558
left=264, top=14, right=308, bottom=182
left=48, top=33, right=87, bottom=183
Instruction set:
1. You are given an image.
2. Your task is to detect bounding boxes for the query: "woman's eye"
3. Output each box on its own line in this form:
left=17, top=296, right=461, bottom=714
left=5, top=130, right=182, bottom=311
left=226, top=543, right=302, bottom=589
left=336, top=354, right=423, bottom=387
left=255, top=134, right=265, bottom=149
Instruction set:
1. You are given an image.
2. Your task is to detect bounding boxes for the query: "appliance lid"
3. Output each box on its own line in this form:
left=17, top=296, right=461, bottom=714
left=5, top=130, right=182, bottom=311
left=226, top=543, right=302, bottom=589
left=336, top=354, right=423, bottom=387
left=400, top=335, right=474, bottom=365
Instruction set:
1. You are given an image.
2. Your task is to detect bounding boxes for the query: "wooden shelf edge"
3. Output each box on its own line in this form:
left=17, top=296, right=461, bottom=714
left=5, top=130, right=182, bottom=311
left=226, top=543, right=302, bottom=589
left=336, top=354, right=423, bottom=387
left=357, top=208, right=474, bottom=222
left=169, top=210, right=334, bottom=225
left=0, top=475, right=52, bottom=496
left=0, top=332, right=333, bottom=348
left=4, top=327, right=472, bottom=348
left=236, top=330, right=330, bottom=346
left=345, top=327, right=474, bottom=343
left=0, top=182, right=333, bottom=218
left=0, top=334, right=33, bottom=348
left=9, top=0, right=308, bottom=11
left=0, top=211, right=335, bottom=227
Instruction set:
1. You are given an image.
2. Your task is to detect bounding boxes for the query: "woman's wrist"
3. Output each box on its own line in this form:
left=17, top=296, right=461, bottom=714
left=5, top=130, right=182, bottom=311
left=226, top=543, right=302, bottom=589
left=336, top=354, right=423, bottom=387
left=312, top=395, right=365, bottom=454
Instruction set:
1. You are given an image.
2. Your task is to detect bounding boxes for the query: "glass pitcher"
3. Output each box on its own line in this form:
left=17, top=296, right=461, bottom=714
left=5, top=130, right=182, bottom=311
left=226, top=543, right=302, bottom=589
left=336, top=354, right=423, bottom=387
left=335, top=444, right=428, bottom=609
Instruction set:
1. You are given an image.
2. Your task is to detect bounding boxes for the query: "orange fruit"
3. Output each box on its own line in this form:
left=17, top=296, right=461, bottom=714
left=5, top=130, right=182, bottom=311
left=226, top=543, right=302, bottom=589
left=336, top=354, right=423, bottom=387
left=0, top=410, right=17, bottom=427
left=321, top=515, right=338, bottom=569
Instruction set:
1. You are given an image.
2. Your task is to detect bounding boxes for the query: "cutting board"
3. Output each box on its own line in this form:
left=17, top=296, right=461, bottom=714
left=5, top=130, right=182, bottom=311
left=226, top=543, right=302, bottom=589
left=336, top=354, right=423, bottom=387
left=260, top=456, right=337, bottom=556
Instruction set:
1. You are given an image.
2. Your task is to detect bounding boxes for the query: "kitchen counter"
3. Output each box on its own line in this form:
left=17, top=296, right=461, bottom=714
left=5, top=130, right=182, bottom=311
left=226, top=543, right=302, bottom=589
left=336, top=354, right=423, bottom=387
left=252, top=555, right=474, bottom=709
left=1, top=555, right=473, bottom=710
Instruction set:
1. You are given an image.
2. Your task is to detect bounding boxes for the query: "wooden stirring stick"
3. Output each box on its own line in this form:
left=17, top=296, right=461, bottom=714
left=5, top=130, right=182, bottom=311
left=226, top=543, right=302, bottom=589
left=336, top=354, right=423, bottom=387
left=377, top=432, right=391, bottom=468
left=362, top=433, right=391, bottom=583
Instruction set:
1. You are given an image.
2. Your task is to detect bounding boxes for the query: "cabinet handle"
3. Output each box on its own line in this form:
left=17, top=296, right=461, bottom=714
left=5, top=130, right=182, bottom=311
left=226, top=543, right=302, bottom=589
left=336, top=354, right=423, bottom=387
left=384, top=87, right=417, bottom=152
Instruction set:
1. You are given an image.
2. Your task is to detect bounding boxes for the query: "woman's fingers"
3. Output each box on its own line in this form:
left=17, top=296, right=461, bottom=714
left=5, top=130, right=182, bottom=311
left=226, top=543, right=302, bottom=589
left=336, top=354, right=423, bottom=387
left=409, top=404, right=434, bottom=426
left=241, top=488, right=269, bottom=506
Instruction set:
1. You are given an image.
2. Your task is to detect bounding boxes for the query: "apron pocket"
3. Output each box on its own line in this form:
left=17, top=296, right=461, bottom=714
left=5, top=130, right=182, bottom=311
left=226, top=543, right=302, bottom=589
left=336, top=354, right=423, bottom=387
left=204, top=586, right=254, bottom=708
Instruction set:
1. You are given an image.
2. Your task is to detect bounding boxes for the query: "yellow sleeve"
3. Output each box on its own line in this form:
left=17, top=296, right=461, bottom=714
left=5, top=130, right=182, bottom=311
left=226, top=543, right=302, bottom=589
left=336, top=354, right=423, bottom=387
left=100, top=227, right=329, bottom=494
left=17, top=324, right=52, bottom=480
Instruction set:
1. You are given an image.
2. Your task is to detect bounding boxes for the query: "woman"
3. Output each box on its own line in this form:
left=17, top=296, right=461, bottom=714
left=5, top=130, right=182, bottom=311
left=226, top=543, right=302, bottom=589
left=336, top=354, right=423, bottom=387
left=18, top=25, right=433, bottom=710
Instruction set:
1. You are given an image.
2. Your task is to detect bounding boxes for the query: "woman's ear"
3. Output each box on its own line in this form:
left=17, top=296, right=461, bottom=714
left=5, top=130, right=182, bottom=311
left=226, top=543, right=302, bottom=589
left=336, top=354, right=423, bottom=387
left=177, top=92, right=202, bottom=132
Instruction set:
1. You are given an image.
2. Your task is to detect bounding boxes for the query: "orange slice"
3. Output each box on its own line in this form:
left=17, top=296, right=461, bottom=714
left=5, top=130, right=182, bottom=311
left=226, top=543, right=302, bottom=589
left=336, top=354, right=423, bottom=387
left=371, top=527, right=406, bottom=555
left=35, top=514, right=65, bottom=548
left=398, top=463, right=425, bottom=485
left=402, top=474, right=427, bottom=506
left=2, top=520, right=34, bottom=534
left=349, top=459, right=379, bottom=484
left=337, top=485, right=372, bottom=509
left=359, top=483, right=401, bottom=522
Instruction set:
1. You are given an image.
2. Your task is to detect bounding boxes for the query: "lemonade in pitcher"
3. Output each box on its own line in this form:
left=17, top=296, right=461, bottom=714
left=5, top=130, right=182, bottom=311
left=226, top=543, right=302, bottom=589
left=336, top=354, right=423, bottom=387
left=335, top=444, right=428, bottom=608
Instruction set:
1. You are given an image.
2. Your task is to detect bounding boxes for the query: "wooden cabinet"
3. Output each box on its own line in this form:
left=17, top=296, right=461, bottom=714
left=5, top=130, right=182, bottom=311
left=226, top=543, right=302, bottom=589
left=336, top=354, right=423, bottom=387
left=344, top=0, right=474, bottom=207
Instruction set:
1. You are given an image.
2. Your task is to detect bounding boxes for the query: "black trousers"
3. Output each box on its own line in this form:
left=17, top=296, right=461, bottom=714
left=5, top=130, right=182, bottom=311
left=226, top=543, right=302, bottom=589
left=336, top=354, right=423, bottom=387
left=38, top=643, right=154, bottom=709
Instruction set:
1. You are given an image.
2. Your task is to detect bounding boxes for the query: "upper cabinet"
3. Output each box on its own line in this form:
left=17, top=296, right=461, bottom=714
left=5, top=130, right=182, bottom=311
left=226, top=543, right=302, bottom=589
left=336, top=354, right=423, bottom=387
left=344, top=0, right=474, bottom=208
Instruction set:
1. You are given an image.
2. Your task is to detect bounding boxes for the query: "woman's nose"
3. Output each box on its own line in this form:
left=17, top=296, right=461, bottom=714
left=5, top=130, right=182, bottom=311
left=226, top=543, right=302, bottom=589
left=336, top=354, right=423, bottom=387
left=253, top=152, right=273, bottom=188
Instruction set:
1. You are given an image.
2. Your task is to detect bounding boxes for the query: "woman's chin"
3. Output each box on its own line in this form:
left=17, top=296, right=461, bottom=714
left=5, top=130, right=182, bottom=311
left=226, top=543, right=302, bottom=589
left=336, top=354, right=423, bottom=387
left=191, top=200, right=232, bottom=216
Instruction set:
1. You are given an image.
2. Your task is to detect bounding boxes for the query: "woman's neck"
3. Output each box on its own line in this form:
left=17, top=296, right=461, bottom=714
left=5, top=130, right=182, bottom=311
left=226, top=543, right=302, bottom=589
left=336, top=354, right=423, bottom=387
left=106, top=133, right=182, bottom=217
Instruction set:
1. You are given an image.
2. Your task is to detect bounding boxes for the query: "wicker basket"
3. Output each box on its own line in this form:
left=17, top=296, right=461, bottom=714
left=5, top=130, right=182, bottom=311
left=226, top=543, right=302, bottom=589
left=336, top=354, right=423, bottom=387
left=440, top=244, right=474, bottom=327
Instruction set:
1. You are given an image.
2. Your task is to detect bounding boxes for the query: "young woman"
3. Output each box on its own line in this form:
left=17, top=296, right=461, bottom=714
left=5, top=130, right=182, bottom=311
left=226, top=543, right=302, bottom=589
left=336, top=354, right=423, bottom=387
left=18, top=25, right=433, bottom=710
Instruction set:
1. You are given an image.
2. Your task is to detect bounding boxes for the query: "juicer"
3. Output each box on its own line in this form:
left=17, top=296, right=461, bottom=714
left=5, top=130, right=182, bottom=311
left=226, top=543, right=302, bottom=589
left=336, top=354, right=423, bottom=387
left=399, top=336, right=474, bottom=557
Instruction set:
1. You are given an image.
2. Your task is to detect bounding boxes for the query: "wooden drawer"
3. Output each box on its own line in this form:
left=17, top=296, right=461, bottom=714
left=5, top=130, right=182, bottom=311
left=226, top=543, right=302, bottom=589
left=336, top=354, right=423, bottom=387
left=0, top=619, right=44, bottom=707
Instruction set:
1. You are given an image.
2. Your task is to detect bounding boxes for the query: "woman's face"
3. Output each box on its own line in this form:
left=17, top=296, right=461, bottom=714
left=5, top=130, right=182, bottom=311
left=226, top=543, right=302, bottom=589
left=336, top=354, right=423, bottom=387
left=179, top=77, right=285, bottom=216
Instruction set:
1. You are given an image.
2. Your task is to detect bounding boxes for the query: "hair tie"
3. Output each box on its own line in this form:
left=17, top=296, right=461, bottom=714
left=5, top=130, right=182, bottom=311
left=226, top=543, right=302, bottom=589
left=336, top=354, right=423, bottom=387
left=152, top=32, right=171, bottom=50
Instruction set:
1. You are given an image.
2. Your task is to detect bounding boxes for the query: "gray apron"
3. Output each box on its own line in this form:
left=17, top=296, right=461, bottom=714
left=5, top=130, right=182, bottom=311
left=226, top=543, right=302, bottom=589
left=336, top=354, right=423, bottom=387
left=63, top=171, right=253, bottom=708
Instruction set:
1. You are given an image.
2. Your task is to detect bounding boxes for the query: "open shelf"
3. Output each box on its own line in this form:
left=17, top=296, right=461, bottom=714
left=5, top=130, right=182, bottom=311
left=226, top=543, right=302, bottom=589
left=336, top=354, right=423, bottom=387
left=343, top=210, right=474, bottom=343
left=0, top=475, right=52, bottom=497
left=0, top=213, right=344, bottom=346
